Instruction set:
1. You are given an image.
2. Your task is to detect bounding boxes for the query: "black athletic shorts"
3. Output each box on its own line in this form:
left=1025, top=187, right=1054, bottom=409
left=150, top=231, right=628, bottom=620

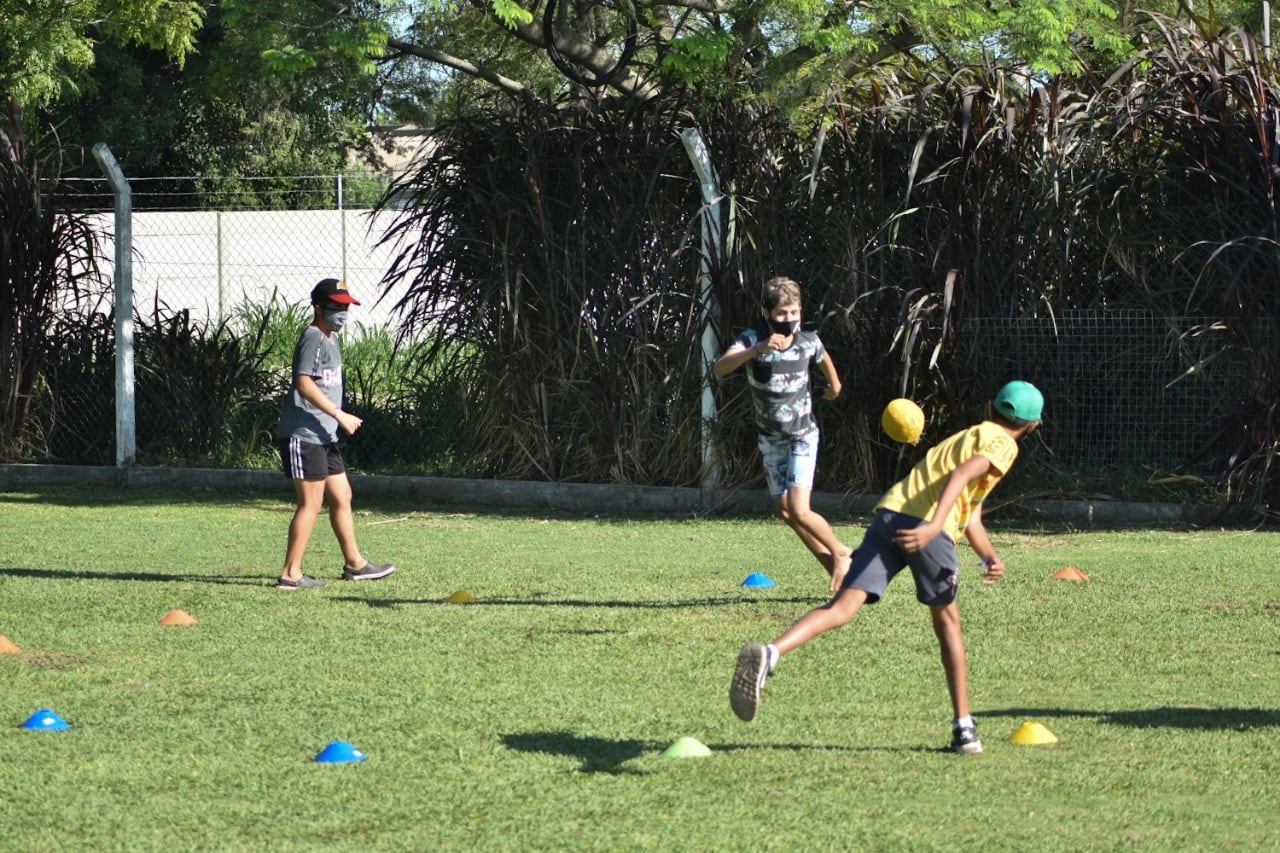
left=277, top=436, right=345, bottom=481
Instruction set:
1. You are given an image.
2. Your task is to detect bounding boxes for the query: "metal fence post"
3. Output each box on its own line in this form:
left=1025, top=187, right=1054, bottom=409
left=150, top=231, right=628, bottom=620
left=217, top=210, right=227, bottom=324
left=91, top=144, right=136, bottom=468
left=338, top=173, right=348, bottom=282
left=681, top=129, right=725, bottom=497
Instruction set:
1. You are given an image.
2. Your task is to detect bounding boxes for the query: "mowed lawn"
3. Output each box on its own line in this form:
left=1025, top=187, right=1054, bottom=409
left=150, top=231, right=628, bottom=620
left=1, top=486, right=1278, bottom=850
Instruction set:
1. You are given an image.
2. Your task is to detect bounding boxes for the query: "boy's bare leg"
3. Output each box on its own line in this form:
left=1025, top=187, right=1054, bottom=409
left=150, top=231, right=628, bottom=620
left=732, top=587, right=868, bottom=721
left=930, top=603, right=970, bottom=720
left=773, top=587, right=867, bottom=655
left=282, top=478, right=326, bottom=581
left=777, top=487, right=853, bottom=590
left=324, top=471, right=365, bottom=570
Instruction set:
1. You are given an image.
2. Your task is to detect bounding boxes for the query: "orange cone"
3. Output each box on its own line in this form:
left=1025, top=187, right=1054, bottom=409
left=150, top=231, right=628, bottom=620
left=0, top=634, right=20, bottom=653
left=1052, top=567, right=1090, bottom=581
left=159, top=609, right=198, bottom=626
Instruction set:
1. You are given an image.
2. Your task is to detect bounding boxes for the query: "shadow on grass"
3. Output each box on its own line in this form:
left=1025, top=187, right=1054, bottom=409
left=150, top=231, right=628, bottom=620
left=501, top=731, right=654, bottom=774
left=333, top=595, right=821, bottom=609
left=502, top=731, right=911, bottom=773
left=983, top=706, right=1280, bottom=730
left=0, top=566, right=267, bottom=587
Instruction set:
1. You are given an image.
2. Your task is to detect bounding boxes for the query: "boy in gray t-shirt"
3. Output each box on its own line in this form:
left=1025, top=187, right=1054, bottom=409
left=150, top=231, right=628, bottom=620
left=274, top=278, right=395, bottom=590
left=713, top=276, right=852, bottom=591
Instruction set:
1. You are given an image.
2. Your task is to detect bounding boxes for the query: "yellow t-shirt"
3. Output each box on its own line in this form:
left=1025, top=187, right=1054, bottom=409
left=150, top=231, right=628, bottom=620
left=876, top=421, right=1019, bottom=541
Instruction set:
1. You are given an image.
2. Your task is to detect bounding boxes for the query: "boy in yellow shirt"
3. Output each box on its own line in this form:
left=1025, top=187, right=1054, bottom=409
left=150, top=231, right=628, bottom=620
left=729, top=381, right=1043, bottom=754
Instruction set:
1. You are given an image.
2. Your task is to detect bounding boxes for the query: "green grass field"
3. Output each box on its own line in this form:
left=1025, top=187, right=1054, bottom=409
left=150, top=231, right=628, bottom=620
left=2, top=486, right=1277, bottom=850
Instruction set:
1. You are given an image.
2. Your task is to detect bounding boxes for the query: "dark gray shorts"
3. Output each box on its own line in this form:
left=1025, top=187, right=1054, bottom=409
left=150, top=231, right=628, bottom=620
left=841, top=509, right=960, bottom=606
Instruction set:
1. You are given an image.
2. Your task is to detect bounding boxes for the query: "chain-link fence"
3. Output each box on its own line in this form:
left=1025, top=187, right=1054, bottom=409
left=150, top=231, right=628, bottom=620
left=971, top=311, right=1250, bottom=497
left=35, top=174, right=422, bottom=469
left=15, top=172, right=1255, bottom=494
left=984, top=311, right=1247, bottom=470
left=92, top=207, right=411, bottom=323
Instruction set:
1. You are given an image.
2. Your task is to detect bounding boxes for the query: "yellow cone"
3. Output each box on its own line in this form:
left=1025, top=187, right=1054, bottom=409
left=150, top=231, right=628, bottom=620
left=662, top=737, right=712, bottom=758
left=882, top=398, right=925, bottom=445
left=1008, top=721, right=1059, bottom=745
left=445, top=590, right=477, bottom=604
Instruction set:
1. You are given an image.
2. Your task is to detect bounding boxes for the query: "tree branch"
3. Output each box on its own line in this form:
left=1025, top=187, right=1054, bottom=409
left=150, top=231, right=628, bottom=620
left=509, top=16, right=662, bottom=101
left=384, top=35, right=541, bottom=106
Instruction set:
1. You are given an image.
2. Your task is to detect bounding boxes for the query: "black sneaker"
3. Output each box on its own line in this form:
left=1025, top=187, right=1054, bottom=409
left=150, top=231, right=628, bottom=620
left=730, top=643, right=770, bottom=722
left=950, top=724, right=983, bottom=755
left=277, top=574, right=327, bottom=590
left=342, top=561, right=396, bottom=581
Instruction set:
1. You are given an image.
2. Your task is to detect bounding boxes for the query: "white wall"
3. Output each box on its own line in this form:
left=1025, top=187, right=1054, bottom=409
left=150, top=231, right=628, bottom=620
left=90, top=209, right=420, bottom=329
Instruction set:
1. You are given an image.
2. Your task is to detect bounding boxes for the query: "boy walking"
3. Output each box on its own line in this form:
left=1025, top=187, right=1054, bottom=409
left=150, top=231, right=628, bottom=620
left=275, top=278, right=395, bottom=590
left=729, top=381, right=1044, bottom=754
left=713, top=277, right=853, bottom=591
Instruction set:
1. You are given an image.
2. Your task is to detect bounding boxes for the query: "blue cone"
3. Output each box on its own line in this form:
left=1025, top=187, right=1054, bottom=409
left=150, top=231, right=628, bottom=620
left=22, top=709, right=70, bottom=731
left=315, top=741, right=367, bottom=764
left=741, top=572, right=776, bottom=589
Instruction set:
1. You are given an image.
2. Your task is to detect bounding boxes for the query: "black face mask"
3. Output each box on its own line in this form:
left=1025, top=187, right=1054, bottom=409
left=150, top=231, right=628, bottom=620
left=768, top=317, right=799, bottom=336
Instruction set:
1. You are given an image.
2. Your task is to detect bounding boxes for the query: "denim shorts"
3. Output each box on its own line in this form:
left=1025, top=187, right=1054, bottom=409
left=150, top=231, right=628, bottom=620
left=757, top=429, right=819, bottom=498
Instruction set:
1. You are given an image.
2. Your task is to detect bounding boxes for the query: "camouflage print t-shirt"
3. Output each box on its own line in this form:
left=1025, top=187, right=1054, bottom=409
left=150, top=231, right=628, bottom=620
left=733, top=328, right=827, bottom=437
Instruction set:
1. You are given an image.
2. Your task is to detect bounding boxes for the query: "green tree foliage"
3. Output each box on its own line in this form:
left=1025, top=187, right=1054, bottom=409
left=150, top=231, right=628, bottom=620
left=279, top=0, right=1141, bottom=112
left=35, top=2, right=397, bottom=198
left=0, top=0, right=203, bottom=108
left=245, top=0, right=1276, bottom=119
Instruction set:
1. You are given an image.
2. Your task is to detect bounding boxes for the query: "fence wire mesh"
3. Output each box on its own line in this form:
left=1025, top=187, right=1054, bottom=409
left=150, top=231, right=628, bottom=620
left=975, top=311, right=1245, bottom=472
left=14, top=173, right=1253, bottom=495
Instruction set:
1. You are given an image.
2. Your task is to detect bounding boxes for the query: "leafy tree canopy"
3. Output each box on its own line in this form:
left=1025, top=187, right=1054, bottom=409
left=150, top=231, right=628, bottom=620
left=0, top=0, right=204, bottom=108
left=249, top=0, right=1274, bottom=116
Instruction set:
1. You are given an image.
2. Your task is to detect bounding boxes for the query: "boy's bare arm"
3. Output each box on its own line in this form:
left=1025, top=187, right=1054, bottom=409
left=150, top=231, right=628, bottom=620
left=819, top=354, right=842, bottom=400
left=713, top=336, right=783, bottom=378
left=963, top=504, right=1005, bottom=584
left=894, top=455, right=993, bottom=553
left=296, top=374, right=363, bottom=435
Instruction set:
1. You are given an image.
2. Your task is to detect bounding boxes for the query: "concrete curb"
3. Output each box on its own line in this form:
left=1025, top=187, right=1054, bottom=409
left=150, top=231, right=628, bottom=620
left=0, top=463, right=1220, bottom=524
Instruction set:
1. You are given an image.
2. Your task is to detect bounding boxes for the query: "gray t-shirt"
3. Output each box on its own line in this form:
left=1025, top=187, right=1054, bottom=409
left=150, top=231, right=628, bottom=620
left=733, top=328, right=827, bottom=437
left=277, top=325, right=343, bottom=444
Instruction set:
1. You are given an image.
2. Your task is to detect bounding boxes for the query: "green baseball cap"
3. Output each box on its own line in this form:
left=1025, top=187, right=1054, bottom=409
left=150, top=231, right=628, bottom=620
left=994, top=381, right=1043, bottom=423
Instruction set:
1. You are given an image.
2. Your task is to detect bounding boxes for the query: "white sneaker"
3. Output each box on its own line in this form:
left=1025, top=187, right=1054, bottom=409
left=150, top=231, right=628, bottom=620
left=730, top=643, right=770, bottom=721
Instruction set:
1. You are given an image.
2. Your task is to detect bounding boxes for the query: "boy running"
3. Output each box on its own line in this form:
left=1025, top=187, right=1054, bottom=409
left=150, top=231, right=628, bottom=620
left=713, top=276, right=852, bottom=590
left=729, top=381, right=1044, bottom=754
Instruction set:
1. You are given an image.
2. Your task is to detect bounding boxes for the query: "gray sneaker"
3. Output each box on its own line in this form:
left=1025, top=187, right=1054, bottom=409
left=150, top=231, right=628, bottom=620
left=342, top=561, right=396, bottom=581
left=730, top=643, right=770, bottom=722
left=276, top=574, right=327, bottom=590
left=950, top=724, right=983, bottom=755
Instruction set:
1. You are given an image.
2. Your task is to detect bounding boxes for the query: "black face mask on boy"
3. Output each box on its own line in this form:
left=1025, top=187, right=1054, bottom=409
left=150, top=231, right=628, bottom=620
left=768, top=317, right=799, bottom=336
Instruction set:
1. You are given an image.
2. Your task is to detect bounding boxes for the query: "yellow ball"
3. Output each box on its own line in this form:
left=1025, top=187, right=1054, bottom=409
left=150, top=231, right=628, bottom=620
left=882, top=398, right=925, bottom=445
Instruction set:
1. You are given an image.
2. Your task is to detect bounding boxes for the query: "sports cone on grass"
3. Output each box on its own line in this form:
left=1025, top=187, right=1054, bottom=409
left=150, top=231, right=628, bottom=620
left=315, top=741, right=367, bottom=763
left=22, top=709, right=70, bottom=731
left=1052, top=567, right=1090, bottom=581
left=160, top=609, right=198, bottom=626
left=1009, top=721, right=1059, bottom=745
left=741, top=573, right=776, bottom=589
left=0, top=634, right=19, bottom=653
left=445, top=590, right=477, bottom=604
left=662, top=737, right=712, bottom=758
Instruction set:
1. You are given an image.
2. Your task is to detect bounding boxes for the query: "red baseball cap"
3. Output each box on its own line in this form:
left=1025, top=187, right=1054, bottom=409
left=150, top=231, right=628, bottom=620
left=310, top=278, right=361, bottom=305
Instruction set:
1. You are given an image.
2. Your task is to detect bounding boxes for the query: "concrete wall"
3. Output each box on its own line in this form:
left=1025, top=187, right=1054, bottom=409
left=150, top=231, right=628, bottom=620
left=0, top=464, right=1221, bottom=524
